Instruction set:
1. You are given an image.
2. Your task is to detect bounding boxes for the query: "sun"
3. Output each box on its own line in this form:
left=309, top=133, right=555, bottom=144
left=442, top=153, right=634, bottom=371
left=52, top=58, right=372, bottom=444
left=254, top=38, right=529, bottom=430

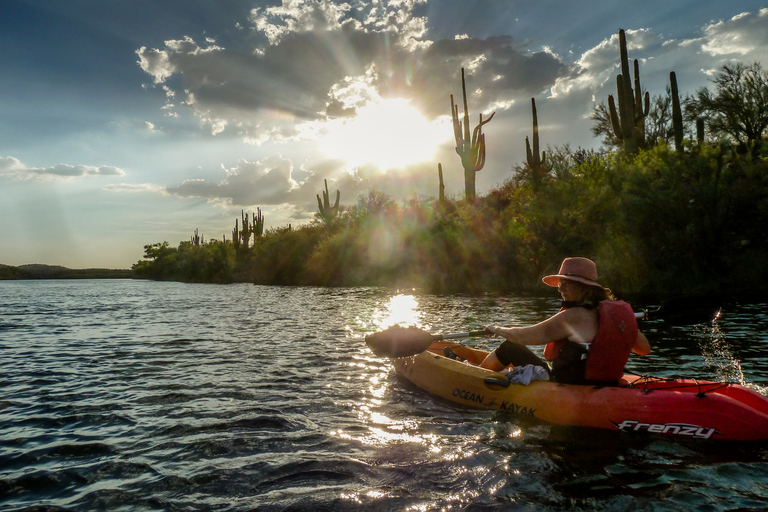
left=320, top=98, right=448, bottom=170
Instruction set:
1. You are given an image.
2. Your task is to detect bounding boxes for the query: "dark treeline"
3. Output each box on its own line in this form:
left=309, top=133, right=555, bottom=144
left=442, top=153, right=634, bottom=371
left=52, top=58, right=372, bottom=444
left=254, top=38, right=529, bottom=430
left=0, top=264, right=133, bottom=280
left=133, top=141, right=768, bottom=298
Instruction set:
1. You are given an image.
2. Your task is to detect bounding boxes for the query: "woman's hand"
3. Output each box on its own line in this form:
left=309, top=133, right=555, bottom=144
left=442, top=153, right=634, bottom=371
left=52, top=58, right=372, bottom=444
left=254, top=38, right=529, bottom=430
left=485, top=324, right=501, bottom=337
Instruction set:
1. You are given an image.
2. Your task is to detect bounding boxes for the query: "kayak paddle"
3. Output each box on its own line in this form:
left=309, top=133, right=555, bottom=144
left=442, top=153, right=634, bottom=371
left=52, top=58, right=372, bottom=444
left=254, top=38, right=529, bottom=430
left=365, top=297, right=722, bottom=358
left=636, top=294, right=722, bottom=326
left=364, top=325, right=488, bottom=358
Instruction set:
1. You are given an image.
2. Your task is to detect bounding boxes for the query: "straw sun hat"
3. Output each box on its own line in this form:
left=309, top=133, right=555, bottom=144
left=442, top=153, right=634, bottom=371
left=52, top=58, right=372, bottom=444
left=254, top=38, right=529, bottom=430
left=542, top=257, right=604, bottom=289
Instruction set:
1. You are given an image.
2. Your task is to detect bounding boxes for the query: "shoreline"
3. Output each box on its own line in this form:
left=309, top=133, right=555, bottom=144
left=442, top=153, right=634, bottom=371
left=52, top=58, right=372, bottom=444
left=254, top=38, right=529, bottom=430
left=0, top=264, right=133, bottom=280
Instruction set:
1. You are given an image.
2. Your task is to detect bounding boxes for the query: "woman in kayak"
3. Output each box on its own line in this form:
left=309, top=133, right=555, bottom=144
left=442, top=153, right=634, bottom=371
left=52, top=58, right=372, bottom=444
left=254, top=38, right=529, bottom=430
left=480, top=257, right=651, bottom=385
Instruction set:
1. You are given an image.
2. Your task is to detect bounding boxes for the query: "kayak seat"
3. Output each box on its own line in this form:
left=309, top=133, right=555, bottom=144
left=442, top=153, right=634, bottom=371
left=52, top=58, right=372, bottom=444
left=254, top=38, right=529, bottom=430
left=444, top=347, right=466, bottom=362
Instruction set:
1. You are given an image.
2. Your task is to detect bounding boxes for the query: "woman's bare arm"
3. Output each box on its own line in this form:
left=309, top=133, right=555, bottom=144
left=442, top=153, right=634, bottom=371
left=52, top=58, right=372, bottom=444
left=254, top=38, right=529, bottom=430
left=486, top=308, right=598, bottom=346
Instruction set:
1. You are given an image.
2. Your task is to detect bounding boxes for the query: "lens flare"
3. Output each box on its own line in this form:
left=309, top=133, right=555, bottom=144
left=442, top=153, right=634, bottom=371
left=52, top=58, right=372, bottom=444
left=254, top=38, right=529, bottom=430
left=321, top=98, right=448, bottom=170
left=371, top=294, right=422, bottom=331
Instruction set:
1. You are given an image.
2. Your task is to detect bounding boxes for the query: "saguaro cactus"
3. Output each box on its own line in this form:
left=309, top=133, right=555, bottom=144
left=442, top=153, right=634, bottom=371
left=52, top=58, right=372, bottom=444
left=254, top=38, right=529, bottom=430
left=608, top=29, right=649, bottom=155
left=451, top=67, right=495, bottom=201
left=437, top=163, right=446, bottom=204
left=232, top=209, right=263, bottom=248
left=525, top=97, right=547, bottom=174
left=317, top=179, right=340, bottom=224
left=191, top=228, right=202, bottom=247
left=232, top=218, right=240, bottom=248
left=670, top=71, right=684, bottom=153
left=254, top=207, right=264, bottom=237
left=239, top=210, right=252, bottom=248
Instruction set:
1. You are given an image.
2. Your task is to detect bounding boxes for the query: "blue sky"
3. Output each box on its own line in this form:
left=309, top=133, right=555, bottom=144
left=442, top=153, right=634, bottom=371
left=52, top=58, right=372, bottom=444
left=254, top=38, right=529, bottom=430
left=1, top=0, right=766, bottom=268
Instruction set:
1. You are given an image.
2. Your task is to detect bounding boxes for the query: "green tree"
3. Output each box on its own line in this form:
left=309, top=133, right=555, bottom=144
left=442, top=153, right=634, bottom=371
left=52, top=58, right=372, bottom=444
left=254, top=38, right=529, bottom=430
left=686, top=62, right=768, bottom=154
left=591, top=102, right=621, bottom=150
left=132, top=242, right=178, bottom=280
left=646, top=87, right=674, bottom=147
left=252, top=225, right=324, bottom=285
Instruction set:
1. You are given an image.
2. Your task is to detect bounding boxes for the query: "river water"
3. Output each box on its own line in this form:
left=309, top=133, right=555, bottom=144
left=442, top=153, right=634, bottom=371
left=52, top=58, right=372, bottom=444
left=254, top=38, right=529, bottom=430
left=2, top=280, right=768, bottom=511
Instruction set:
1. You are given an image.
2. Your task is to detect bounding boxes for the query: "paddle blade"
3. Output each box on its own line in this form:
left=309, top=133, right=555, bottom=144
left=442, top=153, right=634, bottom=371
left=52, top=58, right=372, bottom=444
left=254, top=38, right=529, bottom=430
left=365, top=325, right=440, bottom=358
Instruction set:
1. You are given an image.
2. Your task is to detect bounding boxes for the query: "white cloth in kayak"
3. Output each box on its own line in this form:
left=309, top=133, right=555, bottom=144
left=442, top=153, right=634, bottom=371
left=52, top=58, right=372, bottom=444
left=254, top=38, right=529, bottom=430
left=504, top=364, right=550, bottom=385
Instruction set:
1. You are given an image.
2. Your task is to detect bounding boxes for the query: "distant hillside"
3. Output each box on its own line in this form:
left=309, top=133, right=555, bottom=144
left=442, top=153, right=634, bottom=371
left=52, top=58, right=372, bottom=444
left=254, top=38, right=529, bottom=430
left=0, top=264, right=133, bottom=280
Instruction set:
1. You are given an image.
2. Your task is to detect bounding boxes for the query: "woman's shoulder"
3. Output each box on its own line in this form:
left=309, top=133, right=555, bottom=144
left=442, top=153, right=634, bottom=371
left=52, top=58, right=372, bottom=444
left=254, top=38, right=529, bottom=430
left=550, top=306, right=599, bottom=343
left=552, top=306, right=599, bottom=329
left=556, top=306, right=598, bottom=320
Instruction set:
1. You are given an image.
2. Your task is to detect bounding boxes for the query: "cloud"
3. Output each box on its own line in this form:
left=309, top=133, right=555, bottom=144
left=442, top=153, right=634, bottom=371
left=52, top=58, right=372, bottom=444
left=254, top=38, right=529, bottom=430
left=0, top=156, right=125, bottom=181
left=549, top=28, right=675, bottom=101
left=0, top=156, right=25, bottom=175
left=104, top=183, right=168, bottom=195
left=412, top=36, right=572, bottom=116
left=549, top=10, right=768, bottom=109
left=160, top=149, right=447, bottom=216
left=166, top=154, right=303, bottom=205
left=700, top=9, right=768, bottom=58
left=250, top=0, right=353, bottom=45
left=136, top=0, right=572, bottom=141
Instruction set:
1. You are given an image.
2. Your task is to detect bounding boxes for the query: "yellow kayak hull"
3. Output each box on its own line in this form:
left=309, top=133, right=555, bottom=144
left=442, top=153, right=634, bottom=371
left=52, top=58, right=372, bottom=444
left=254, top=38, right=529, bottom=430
left=393, top=342, right=768, bottom=442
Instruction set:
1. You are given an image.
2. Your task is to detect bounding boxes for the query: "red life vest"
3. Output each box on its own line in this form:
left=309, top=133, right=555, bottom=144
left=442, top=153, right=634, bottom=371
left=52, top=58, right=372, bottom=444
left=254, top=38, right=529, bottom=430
left=543, top=301, right=638, bottom=381
left=584, top=300, right=638, bottom=381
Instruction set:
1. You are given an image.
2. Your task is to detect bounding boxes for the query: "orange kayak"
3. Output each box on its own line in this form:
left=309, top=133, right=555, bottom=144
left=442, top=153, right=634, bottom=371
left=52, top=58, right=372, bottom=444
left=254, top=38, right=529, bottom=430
left=393, top=342, right=768, bottom=442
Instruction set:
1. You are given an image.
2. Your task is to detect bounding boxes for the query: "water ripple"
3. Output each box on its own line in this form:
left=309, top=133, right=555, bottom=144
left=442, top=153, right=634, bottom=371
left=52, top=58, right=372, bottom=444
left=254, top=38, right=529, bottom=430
left=2, top=281, right=768, bottom=510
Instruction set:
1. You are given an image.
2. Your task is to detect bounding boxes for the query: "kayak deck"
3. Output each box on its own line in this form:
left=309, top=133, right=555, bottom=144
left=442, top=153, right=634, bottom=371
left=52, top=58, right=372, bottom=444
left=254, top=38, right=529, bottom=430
left=392, top=342, right=768, bottom=442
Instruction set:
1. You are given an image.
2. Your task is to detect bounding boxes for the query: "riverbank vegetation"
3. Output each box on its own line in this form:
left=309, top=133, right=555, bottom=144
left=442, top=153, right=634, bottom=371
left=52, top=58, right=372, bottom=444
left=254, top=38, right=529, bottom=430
left=133, top=34, right=768, bottom=298
left=132, top=141, right=768, bottom=297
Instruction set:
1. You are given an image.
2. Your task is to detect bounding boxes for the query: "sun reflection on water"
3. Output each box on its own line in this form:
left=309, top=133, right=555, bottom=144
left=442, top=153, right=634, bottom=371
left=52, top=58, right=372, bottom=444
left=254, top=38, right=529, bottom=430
left=335, top=292, right=486, bottom=507
left=331, top=422, right=441, bottom=447
left=338, top=293, right=442, bottom=451
left=371, top=294, right=423, bottom=331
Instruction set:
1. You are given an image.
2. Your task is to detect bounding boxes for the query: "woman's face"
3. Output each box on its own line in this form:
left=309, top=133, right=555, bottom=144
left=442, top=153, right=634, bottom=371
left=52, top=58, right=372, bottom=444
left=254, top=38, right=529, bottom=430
left=557, top=278, right=583, bottom=302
